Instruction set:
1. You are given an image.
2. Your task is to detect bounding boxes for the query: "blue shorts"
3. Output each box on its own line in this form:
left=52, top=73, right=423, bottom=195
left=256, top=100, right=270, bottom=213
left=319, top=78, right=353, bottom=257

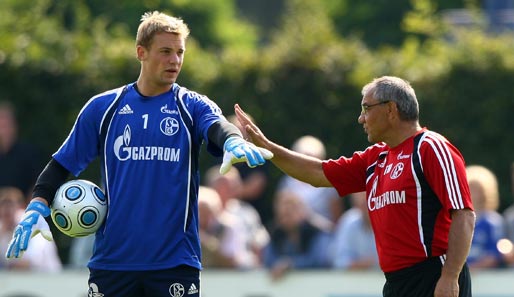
left=88, top=265, right=200, bottom=297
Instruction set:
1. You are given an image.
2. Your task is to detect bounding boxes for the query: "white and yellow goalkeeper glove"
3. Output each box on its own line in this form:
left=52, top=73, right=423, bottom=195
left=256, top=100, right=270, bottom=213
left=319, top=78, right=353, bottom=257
left=5, top=200, right=53, bottom=259
left=220, top=136, right=273, bottom=175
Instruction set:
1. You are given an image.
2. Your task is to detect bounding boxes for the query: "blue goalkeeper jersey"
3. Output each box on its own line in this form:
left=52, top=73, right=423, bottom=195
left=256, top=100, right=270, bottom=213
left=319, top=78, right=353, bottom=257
left=53, top=82, right=225, bottom=271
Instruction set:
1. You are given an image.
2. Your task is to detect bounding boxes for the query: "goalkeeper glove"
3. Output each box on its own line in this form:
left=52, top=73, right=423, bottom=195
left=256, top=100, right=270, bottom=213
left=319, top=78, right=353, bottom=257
left=220, top=136, right=273, bottom=175
left=5, top=200, right=53, bottom=259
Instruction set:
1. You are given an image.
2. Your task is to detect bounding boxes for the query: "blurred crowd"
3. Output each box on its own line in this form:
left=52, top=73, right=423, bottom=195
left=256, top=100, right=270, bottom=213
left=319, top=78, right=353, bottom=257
left=1, top=105, right=514, bottom=279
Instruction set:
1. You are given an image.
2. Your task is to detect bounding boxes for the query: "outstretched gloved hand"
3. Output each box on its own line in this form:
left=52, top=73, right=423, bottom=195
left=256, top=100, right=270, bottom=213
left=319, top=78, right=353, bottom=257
left=5, top=200, right=53, bottom=259
left=220, top=136, right=273, bottom=175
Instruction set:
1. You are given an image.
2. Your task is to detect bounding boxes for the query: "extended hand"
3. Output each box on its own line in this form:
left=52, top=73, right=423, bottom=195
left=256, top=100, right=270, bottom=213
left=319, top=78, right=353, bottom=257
left=220, top=136, right=273, bottom=175
left=234, top=104, right=269, bottom=148
left=5, top=200, right=53, bottom=259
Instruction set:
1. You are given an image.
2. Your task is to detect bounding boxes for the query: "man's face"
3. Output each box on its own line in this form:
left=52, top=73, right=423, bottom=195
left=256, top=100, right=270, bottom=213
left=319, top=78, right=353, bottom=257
left=358, top=94, right=391, bottom=144
left=138, top=32, right=185, bottom=87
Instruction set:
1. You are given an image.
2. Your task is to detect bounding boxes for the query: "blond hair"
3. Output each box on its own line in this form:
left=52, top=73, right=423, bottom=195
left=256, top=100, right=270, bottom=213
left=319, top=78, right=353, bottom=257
left=136, top=11, right=190, bottom=48
left=466, top=165, right=499, bottom=211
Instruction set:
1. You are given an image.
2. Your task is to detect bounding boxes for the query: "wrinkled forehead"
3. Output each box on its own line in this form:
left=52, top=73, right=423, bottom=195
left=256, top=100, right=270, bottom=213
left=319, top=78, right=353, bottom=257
left=361, top=92, right=377, bottom=104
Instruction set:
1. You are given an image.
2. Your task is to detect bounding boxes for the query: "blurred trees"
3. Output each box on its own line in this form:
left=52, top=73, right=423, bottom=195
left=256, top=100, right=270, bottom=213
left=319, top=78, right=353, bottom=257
left=1, top=0, right=513, bottom=212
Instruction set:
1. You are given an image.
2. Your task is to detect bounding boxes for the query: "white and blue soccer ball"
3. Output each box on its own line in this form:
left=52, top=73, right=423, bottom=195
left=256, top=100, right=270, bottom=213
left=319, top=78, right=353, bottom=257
left=51, top=179, right=107, bottom=237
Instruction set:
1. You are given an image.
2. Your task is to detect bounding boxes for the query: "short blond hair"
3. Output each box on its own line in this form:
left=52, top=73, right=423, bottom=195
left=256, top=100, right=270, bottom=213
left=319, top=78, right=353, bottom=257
left=466, top=165, right=499, bottom=211
left=136, top=11, right=190, bottom=48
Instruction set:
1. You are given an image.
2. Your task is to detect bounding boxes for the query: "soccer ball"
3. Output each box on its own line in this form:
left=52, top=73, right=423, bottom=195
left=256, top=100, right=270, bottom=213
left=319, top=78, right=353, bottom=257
left=51, top=179, right=107, bottom=237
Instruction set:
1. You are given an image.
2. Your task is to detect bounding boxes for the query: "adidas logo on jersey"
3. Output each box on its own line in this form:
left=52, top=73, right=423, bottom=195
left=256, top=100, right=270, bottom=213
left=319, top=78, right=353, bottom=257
left=188, top=283, right=198, bottom=295
left=118, top=104, right=133, bottom=114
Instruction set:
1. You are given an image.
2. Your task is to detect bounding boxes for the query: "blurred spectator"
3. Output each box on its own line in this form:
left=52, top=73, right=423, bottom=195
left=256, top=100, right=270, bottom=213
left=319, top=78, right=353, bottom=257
left=503, top=163, right=514, bottom=243
left=205, top=165, right=269, bottom=269
left=331, top=191, right=379, bottom=270
left=0, top=101, right=43, bottom=201
left=466, top=165, right=506, bottom=269
left=198, top=186, right=245, bottom=268
left=0, top=187, right=62, bottom=272
left=263, top=189, right=332, bottom=281
left=226, top=114, right=272, bottom=225
left=277, top=135, right=343, bottom=226
left=501, top=162, right=514, bottom=267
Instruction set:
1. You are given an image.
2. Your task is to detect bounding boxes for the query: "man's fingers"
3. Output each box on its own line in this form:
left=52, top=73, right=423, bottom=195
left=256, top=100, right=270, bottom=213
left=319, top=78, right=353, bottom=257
left=234, top=104, right=262, bottom=141
left=220, top=145, right=271, bottom=175
left=219, top=163, right=231, bottom=175
left=36, top=216, right=54, bottom=241
left=220, top=152, right=244, bottom=175
left=243, top=147, right=262, bottom=167
left=220, top=153, right=234, bottom=175
left=5, top=235, right=18, bottom=258
left=20, top=228, right=32, bottom=251
left=234, top=104, right=251, bottom=126
left=7, top=232, right=26, bottom=259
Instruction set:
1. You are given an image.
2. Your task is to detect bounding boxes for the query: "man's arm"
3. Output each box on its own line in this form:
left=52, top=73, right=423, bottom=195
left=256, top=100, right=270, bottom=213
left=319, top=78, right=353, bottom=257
left=234, top=104, right=331, bottom=187
left=32, top=158, right=71, bottom=205
left=207, top=120, right=242, bottom=149
left=435, top=208, right=475, bottom=297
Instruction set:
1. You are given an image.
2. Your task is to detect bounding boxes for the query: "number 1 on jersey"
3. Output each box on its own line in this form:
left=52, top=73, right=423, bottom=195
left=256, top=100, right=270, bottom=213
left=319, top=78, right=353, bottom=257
left=142, top=114, right=148, bottom=129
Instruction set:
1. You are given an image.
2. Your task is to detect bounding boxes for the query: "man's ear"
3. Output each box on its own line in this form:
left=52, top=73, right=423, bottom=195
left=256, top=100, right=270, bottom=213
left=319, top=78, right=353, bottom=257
left=386, top=101, right=398, bottom=120
left=136, top=45, right=146, bottom=61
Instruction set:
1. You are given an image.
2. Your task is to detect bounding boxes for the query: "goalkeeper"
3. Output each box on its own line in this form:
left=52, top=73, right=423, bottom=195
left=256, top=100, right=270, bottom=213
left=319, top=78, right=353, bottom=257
left=5, top=11, right=271, bottom=297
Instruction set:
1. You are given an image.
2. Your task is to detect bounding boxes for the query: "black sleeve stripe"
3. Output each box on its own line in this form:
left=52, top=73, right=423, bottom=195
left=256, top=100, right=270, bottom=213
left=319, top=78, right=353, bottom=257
left=207, top=120, right=242, bottom=150
left=32, top=158, right=70, bottom=205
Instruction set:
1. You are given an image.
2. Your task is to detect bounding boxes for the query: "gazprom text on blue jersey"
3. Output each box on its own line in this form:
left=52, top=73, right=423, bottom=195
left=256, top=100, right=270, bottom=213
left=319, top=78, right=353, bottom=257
left=116, top=146, right=180, bottom=162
